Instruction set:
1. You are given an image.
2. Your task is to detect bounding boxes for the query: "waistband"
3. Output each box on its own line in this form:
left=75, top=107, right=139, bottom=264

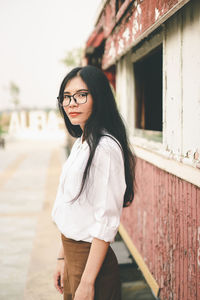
left=61, top=233, right=92, bottom=245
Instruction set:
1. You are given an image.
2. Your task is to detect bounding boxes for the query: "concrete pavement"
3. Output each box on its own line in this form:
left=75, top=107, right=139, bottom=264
left=0, top=139, right=65, bottom=300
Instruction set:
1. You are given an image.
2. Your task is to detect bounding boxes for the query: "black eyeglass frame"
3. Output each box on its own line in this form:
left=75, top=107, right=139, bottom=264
left=57, top=91, right=89, bottom=107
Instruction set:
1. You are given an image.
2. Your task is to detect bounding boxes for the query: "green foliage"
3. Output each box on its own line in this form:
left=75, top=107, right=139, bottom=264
left=9, top=81, right=20, bottom=108
left=0, top=127, right=4, bottom=136
left=61, top=48, right=83, bottom=67
left=0, top=115, right=6, bottom=137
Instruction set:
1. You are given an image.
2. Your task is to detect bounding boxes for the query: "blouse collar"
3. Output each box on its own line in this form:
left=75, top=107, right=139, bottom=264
left=76, top=133, right=88, bottom=150
left=80, top=133, right=85, bottom=144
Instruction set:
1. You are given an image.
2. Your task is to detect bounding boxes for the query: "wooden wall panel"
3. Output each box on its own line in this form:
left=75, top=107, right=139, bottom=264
left=121, top=157, right=200, bottom=299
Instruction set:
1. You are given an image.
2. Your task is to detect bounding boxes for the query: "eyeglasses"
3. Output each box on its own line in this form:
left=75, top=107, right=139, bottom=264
left=58, top=91, right=89, bottom=107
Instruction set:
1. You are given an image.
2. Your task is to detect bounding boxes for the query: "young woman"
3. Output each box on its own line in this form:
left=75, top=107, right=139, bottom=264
left=52, top=65, right=136, bottom=300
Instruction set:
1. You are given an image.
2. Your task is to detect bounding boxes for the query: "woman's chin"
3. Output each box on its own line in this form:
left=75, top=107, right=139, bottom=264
left=70, top=120, right=81, bottom=126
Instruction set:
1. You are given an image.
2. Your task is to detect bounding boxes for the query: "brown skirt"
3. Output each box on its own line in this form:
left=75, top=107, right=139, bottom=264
left=61, top=233, right=121, bottom=300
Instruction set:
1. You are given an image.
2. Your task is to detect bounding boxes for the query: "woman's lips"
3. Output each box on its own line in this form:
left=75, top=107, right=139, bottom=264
left=69, top=112, right=81, bottom=117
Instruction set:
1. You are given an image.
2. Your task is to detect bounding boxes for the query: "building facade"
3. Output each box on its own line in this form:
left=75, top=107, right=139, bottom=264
left=84, top=0, right=200, bottom=299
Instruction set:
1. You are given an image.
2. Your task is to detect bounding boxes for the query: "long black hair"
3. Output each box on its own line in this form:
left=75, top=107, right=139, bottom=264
left=57, top=65, right=137, bottom=207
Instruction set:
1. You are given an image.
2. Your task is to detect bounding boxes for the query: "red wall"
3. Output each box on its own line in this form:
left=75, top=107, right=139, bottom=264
left=121, top=157, right=200, bottom=299
left=91, top=0, right=191, bottom=69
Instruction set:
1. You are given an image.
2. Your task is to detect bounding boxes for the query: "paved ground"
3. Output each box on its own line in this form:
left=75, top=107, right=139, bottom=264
left=0, top=138, right=65, bottom=300
left=0, top=138, right=155, bottom=300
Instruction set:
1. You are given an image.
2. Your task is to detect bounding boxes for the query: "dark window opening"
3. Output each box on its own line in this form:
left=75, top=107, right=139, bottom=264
left=133, top=45, right=163, bottom=141
left=85, top=41, right=105, bottom=69
left=116, top=0, right=126, bottom=13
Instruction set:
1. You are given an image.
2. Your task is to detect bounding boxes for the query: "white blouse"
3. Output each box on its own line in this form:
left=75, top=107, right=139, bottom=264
left=51, top=130, right=126, bottom=243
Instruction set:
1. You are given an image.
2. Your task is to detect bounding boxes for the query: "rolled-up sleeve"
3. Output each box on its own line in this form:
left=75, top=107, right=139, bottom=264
left=88, top=140, right=126, bottom=243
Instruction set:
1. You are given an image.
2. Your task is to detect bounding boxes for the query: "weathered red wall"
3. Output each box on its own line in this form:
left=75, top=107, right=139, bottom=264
left=89, top=0, right=191, bottom=69
left=121, top=157, right=200, bottom=299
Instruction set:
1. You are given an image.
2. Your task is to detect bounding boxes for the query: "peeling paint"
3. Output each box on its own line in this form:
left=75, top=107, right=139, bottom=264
left=155, top=8, right=160, bottom=21
left=137, top=4, right=142, bottom=15
left=118, top=37, right=125, bottom=55
left=197, top=227, right=200, bottom=267
left=121, top=157, right=200, bottom=300
left=108, top=40, right=116, bottom=59
left=122, top=27, right=130, bottom=42
left=101, top=0, right=192, bottom=69
left=132, top=18, right=139, bottom=37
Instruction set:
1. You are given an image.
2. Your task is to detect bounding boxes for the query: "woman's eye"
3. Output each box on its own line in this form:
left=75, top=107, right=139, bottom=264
left=78, top=93, right=86, bottom=98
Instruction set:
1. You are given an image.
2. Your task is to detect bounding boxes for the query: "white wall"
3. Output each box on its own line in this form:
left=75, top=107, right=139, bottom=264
left=164, top=0, right=200, bottom=163
left=116, top=0, right=200, bottom=185
left=116, top=51, right=135, bottom=137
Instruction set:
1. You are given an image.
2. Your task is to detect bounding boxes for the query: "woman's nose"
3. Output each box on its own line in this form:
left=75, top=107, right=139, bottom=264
left=69, top=97, right=78, bottom=107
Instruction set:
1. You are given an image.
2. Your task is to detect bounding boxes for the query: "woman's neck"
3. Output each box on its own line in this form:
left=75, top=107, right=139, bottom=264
left=81, top=132, right=85, bottom=144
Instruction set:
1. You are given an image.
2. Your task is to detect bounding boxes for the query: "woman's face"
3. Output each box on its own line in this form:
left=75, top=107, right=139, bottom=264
left=63, top=76, right=93, bottom=131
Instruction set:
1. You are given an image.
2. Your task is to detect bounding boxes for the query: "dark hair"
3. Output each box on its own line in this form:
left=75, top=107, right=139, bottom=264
left=57, top=65, right=137, bottom=207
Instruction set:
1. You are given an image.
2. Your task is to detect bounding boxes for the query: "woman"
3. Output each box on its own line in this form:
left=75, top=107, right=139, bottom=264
left=52, top=65, right=136, bottom=300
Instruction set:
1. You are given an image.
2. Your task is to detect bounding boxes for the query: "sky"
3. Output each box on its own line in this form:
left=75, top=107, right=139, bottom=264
left=0, top=0, right=102, bottom=110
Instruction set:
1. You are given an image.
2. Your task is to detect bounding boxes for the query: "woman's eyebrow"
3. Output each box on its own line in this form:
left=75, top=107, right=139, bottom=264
left=63, top=89, right=88, bottom=94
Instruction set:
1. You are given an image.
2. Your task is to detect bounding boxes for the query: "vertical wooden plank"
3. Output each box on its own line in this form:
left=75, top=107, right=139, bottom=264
left=197, top=187, right=200, bottom=300
left=164, top=171, right=170, bottom=299
left=187, top=182, right=193, bottom=298
left=165, top=10, right=182, bottom=158
left=153, top=164, right=157, bottom=281
left=183, top=181, right=188, bottom=300
left=149, top=163, right=154, bottom=273
left=159, top=169, right=164, bottom=292
left=166, top=175, right=172, bottom=300
left=191, top=184, right=197, bottom=300
left=179, top=178, right=184, bottom=299
left=160, top=167, right=164, bottom=294
left=167, top=172, right=170, bottom=298
left=154, top=165, right=158, bottom=283
left=160, top=168, right=164, bottom=294
left=164, top=169, right=169, bottom=295
left=149, top=164, right=152, bottom=273
left=175, top=176, right=180, bottom=300
left=171, top=174, right=176, bottom=299
left=170, top=175, right=174, bottom=299
left=182, top=0, right=200, bottom=157
left=157, top=167, right=161, bottom=291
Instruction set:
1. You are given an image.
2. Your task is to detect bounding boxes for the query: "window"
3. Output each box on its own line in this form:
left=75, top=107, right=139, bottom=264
left=133, top=45, right=163, bottom=142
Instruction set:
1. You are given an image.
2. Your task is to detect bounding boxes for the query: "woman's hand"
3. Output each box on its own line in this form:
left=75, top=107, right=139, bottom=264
left=53, top=259, right=65, bottom=294
left=74, top=280, right=95, bottom=300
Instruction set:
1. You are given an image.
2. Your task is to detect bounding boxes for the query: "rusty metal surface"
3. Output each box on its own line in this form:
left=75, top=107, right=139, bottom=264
left=121, top=157, right=200, bottom=299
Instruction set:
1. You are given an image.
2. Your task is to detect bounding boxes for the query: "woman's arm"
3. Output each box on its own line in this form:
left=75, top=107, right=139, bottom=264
left=81, top=237, right=110, bottom=284
left=53, top=242, right=65, bottom=294
left=74, top=237, right=110, bottom=300
left=57, top=242, right=64, bottom=258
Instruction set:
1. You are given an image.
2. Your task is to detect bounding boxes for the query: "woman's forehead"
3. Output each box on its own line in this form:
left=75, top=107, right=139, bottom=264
left=64, top=76, right=88, bottom=93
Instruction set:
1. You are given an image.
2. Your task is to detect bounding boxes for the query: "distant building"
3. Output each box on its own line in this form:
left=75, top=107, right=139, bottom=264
left=84, top=1, right=200, bottom=299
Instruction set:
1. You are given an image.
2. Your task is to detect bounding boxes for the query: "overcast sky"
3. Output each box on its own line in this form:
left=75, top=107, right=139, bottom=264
left=0, top=0, right=102, bottom=110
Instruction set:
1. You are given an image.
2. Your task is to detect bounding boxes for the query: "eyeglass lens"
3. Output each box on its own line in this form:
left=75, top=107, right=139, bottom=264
left=61, top=92, right=88, bottom=106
